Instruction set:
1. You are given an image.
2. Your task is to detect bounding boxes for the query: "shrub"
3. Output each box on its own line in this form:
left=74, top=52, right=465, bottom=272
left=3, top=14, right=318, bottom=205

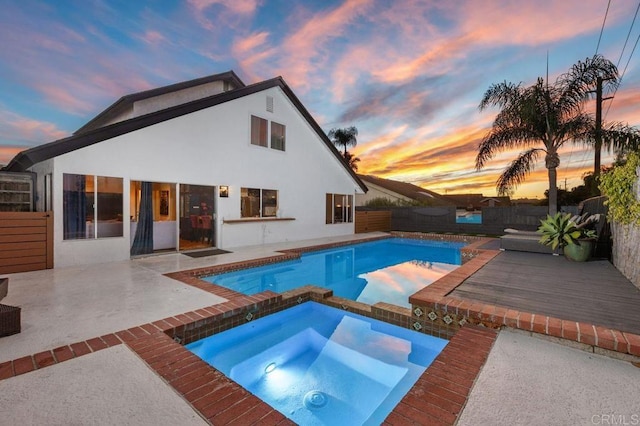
left=599, top=152, right=640, bottom=225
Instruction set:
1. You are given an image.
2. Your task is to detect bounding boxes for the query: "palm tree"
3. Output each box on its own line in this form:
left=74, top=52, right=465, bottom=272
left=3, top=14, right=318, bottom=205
left=476, top=55, right=637, bottom=215
left=343, top=151, right=361, bottom=171
left=328, top=126, right=358, bottom=156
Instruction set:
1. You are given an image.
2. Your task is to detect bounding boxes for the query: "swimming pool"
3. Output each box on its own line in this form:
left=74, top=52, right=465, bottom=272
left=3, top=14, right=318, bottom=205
left=186, top=301, right=448, bottom=425
left=456, top=211, right=482, bottom=224
left=203, top=238, right=465, bottom=308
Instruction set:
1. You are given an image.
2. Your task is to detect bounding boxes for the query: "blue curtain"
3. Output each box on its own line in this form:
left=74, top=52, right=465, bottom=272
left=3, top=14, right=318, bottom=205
left=131, top=182, right=154, bottom=255
left=63, top=174, right=86, bottom=239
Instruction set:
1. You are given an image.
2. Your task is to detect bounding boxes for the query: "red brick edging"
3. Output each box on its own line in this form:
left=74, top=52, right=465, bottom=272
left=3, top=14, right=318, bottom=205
left=0, top=288, right=497, bottom=425
left=410, top=249, right=640, bottom=357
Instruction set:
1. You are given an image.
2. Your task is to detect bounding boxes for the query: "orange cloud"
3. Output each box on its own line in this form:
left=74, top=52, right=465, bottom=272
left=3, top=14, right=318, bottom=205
left=354, top=110, right=614, bottom=199
left=0, top=146, right=26, bottom=166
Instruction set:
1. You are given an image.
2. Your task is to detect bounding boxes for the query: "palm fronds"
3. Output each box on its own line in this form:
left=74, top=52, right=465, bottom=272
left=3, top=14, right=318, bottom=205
left=495, top=148, right=542, bottom=196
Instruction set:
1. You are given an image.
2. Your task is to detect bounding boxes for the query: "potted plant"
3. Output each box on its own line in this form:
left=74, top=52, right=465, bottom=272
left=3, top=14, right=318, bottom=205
left=537, top=212, right=598, bottom=261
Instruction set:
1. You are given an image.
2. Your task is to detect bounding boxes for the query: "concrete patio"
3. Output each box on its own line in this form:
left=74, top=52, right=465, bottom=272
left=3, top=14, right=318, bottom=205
left=1, top=233, right=639, bottom=425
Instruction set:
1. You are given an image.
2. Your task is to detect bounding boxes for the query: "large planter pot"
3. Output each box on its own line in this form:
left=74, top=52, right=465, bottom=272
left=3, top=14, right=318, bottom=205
left=563, top=239, right=594, bottom=262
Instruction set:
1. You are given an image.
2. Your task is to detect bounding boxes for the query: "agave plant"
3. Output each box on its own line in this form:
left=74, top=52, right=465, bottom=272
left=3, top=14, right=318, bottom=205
left=537, top=212, right=583, bottom=250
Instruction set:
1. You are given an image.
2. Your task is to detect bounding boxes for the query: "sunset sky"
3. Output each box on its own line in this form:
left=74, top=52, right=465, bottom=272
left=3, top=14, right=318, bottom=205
left=1, top=0, right=639, bottom=198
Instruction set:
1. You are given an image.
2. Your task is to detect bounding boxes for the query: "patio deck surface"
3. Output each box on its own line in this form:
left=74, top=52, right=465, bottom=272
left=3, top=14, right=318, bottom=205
left=1, top=232, right=639, bottom=425
left=451, top=251, right=640, bottom=335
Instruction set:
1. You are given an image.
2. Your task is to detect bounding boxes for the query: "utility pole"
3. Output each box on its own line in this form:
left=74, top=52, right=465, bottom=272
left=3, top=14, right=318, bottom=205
left=594, top=77, right=603, bottom=179
left=593, top=77, right=614, bottom=181
left=589, top=76, right=615, bottom=197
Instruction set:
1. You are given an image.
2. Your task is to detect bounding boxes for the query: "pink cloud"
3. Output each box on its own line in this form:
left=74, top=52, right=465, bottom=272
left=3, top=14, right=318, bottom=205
left=331, top=0, right=635, bottom=89
left=232, top=32, right=277, bottom=81
left=0, top=109, right=69, bottom=164
left=188, top=0, right=260, bottom=30
left=277, top=0, right=375, bottom=90
left=35, top=85, right=95, bottom=114
left=457, top=1, right=620, bottom=47
left=188, top=0, right=259, bottom=14
left=233, top=31, right=270, bottom=54
left=141, top=30, right=166, bottom=44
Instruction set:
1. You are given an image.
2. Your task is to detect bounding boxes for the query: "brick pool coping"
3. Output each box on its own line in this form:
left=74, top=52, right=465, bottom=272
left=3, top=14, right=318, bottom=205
left=408, top=248, right=640, bottom=359
left=3, top=232, right=636, bottom=423
left=0, top=286, right=497, bottom=425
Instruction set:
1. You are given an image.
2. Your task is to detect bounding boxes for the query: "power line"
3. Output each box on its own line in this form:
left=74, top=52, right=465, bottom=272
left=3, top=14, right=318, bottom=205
left=615, top=2, right=640, bottom=68
left=595, top=0, right=612, bottom=55
left=605, top=6, right=640, bottom=119
left=564, top=0, right=612, bottom=178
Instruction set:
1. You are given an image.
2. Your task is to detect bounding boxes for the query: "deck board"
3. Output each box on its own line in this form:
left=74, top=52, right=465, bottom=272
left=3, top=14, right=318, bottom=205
left=451, top=251, right=640, bottom=335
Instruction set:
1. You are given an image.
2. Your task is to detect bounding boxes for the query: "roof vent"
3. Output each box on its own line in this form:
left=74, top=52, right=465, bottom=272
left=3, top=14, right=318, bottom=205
left=266, top=96, right=274, bottom=112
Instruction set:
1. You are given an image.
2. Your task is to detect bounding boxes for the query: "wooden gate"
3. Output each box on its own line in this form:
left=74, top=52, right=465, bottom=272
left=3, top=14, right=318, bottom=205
left=355, top=210, right=391, bottom=233
left=0, top=212, right=53, bottom=274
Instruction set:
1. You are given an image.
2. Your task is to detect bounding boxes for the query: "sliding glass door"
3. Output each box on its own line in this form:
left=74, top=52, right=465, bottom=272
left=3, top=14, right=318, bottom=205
left=179, top=184, right=216, bottom=251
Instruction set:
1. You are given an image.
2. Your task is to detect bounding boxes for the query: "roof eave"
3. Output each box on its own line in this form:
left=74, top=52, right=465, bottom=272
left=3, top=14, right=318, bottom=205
left=74, top=71, right=246, bottom=135
left=4, top=74, right=368, bottom=194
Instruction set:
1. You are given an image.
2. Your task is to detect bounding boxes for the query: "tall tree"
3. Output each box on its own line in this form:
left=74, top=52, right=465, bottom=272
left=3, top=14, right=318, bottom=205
left=343, top=151, right=361, bottom=171
left=328, top=126, right=358, bottom=156
left=329, top=126, right=360, bottom=171
left=476, top=55, right=638, bottom=215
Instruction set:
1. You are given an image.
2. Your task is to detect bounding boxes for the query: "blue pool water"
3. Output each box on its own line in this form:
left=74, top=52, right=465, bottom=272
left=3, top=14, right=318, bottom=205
left=456, top=211, right=482, bottom=224
left=203, top=238, right=465, bottom=308
left=186, top=302, right=448, bottom=425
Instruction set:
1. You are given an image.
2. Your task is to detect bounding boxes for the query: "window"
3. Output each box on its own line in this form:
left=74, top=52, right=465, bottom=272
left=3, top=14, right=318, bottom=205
left=241, top=187, right=278, bottom=218
left=251, top=115, right=286, bottom=151
left=262, top=189, right=278, bottom=217
left=271, top=122, right=286, bottom=151
left=325, top=193, right=353, bottom=224
left=63, top=173, right=123, bottom=240
left=251, top=115, right=268, bottom=147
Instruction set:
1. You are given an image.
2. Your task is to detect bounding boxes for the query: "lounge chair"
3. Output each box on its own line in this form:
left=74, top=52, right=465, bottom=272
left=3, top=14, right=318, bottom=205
left=500, top=228, right=553, bottom=254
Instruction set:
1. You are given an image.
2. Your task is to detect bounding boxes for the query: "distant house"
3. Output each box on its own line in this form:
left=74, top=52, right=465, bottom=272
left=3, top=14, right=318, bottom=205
left=355, top=175, right=452, bottom=207
left=2, top=71, right=367, bottom=267
left=442, top=194, right=511, bottom=210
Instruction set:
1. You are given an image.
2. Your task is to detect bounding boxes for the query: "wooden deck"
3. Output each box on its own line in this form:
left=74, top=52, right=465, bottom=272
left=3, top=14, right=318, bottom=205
left=451, top=251, right=640, bottom=335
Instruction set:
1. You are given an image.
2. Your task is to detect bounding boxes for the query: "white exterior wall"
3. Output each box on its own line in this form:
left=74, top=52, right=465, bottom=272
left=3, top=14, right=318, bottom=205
left=30, top=160, right=53, bottom=212
left=45, top=87, right=363, bottom=267
left=355, top=182, right=411, bottom=206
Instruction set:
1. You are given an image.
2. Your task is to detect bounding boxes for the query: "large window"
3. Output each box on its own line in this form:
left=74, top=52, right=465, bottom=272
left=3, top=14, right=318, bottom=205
left=63, top=174, right=123, bottom=240
left=251, top=115, right=286, bottom=151
left=271, top=121, right=286, bottom=151
left=250, top=116, right=268, bottom=147
left=241, top=187, right=278, bottom=218
left=325, top=193, right=353, bottom=224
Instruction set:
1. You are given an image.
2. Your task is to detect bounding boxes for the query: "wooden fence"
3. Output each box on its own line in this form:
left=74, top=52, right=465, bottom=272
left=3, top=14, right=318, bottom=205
left=355, top=210, right=391, bottom=233
left=0, top=212, right=53, bottom=274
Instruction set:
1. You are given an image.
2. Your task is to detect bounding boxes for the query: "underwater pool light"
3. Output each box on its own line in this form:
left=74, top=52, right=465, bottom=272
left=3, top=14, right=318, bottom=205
left=265, top=362, right=276, bottom=374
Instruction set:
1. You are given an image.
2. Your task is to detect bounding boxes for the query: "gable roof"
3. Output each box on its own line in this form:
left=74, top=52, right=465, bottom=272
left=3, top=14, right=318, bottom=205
left=75, top=71, right=245, bottom=135
left=3, top=73, right=367, bottom=193
left=358, top=174, right=452, bottom=206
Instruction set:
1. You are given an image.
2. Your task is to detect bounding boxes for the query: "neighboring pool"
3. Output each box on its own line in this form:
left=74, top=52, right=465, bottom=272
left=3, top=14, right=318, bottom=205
left=456, top=211, right=482, bottom=224
left=186, top=301, right=448, bottom=425
left=203, top=238, right=465, bottom=308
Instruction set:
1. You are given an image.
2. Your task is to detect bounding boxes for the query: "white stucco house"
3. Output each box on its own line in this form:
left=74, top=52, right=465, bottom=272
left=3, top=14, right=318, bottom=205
left=3, top=71, right=367, bottom=268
